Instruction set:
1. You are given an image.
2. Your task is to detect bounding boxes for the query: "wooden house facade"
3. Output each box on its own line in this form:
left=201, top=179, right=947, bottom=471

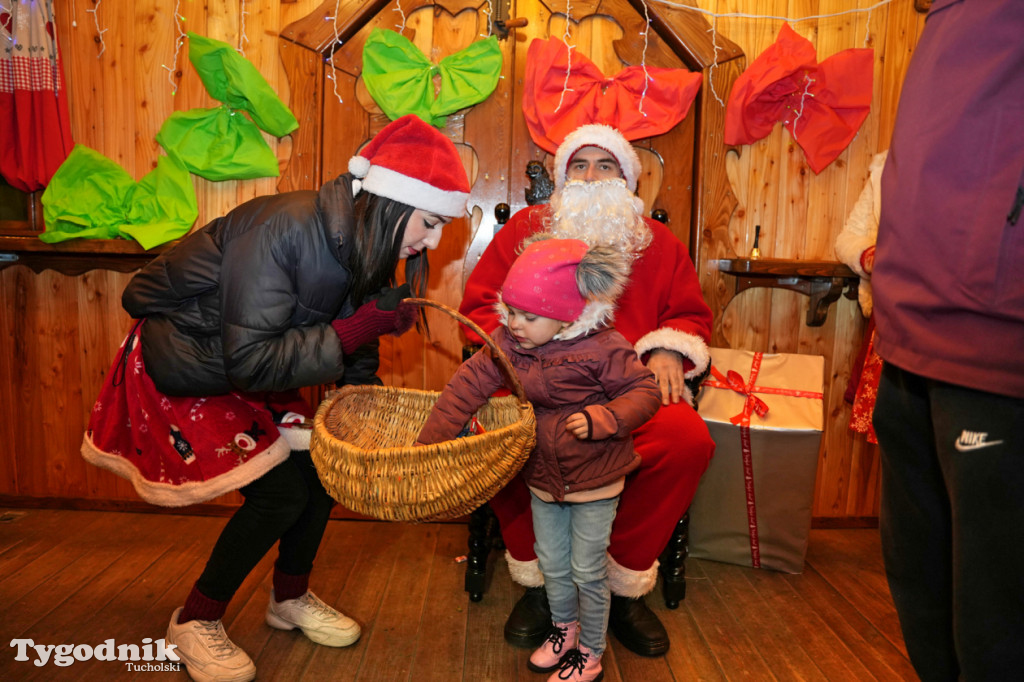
left=0, top=0, right=928, bottom=523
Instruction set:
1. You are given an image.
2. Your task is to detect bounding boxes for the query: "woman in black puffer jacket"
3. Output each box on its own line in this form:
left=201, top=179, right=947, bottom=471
left=81, top=115, right=470, bottom=682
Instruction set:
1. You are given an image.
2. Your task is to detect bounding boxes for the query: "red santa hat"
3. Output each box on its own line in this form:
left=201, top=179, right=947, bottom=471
left=501, top=238, right=590, bottom=322
left=348, top=114, right=471, bottom=217
left=552, top=123, right=642, bottom=192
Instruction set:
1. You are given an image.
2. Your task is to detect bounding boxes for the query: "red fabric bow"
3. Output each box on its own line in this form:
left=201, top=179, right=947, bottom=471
left=709, top=365, right=770, bottom=425
left=523, top=37, right=703, bottom=153
left=724, top=24, right=873, bottom=174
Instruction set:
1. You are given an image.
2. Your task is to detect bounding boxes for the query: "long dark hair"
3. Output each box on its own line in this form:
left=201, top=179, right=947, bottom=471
left=348, top=190, right=431, bottom=307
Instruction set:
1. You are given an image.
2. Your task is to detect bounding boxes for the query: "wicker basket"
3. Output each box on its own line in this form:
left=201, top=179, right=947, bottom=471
left=310, top=298, right=537, bottom=522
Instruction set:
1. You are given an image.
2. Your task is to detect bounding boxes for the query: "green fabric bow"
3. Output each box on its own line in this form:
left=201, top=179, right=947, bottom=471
left=40, top=145, right=198, bottom=249
left=157, top=33, right=299, bottom=180
left=362, top=28, right=502, bottom=128
left=188, top=32, right=299, bottom=137
left=157, top=106, right=281, bottom=182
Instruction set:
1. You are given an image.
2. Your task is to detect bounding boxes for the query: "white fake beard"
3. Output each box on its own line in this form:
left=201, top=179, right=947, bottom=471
left=547, top=179, right=652, bottom=255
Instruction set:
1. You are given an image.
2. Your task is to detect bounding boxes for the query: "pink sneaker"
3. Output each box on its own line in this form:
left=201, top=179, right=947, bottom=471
left=548, top=644, right=603, bottom=682
left=528, top=621, right=578, bottom=673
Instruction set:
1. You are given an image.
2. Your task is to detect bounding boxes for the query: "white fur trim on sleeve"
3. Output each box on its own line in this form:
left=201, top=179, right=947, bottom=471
left=634, top=328, right=711, bottom=380
left=279, top=425, right=311, bottom=451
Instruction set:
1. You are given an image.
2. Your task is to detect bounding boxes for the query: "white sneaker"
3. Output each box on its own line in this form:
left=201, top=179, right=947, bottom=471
left=166, top=607, right=256, bottom=682
left=265, top=590, right=361, bottom=647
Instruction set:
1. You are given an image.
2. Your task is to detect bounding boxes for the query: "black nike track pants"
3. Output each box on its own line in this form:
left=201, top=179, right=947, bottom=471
left=874, top=363, right=1024, bottom=682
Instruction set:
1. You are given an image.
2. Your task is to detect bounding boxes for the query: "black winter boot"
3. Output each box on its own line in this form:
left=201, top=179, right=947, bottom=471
left=609, top=595, right=669, bottom=656
left=503, top=586, right=551, bottom=647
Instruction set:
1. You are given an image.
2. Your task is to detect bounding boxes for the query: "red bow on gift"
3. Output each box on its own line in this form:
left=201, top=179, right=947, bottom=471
left=707, top=352, right=823, bottom=426
left=724, top=24, right=873, bottom=174
left=709, top=365, right=770, bottom=425
left=523, top=37, right=703, bottom=153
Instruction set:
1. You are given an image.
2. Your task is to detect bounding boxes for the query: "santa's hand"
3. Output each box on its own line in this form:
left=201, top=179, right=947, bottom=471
left=647, top=348, right=685, bottom=405
left=566, top=412, right=590, bottom=440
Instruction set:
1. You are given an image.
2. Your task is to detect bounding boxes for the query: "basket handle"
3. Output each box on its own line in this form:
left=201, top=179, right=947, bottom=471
left=404, top=297, right=528, bottom=406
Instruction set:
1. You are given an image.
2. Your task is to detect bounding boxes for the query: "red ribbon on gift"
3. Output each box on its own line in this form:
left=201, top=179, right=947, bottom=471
left=704, top=352, right=823, bottom=568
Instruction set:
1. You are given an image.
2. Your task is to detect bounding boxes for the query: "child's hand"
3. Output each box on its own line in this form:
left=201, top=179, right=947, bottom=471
left=566, top=413, right=590, bottom=440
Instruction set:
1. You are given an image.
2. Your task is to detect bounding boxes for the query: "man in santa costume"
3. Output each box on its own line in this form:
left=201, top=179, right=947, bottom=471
left=460, top=123, right=715, bottom=656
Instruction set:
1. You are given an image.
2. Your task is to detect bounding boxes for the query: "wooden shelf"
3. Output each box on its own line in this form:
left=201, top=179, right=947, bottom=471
left=0, top=235, right=172, bottom=275
left=716, top=258, right=859, bottom=327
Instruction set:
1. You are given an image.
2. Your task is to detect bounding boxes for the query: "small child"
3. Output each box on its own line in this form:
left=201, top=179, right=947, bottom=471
left=418, top=235, right=661, bottom=681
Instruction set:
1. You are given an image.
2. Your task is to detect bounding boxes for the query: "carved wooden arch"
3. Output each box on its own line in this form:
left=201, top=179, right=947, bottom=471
left=278, top=0, right=746, bottom=390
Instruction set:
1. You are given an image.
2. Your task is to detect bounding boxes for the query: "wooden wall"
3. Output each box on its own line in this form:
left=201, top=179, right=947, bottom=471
left=0, top=0, right=927, bottom=520
left=706, top=0, right=927, bottom=519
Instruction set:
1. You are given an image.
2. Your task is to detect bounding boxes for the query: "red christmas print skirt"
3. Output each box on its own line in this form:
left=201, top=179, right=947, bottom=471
left=81, top=321, right=314, bottom=507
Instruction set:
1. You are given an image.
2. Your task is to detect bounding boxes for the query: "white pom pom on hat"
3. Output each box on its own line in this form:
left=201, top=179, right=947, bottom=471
left=346, top=114, right=471, bottom=217
left=348, top=155, right=371, bottom=178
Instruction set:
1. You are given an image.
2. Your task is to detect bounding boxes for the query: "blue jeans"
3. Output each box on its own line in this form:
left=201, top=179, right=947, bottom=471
left=531, top=492, right=619, bottom=657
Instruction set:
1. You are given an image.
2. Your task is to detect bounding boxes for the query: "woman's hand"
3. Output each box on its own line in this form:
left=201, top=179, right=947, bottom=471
left=331, top=283, right=416, bottom=354
left=861, top=245, right=876, bottom=274
left=566, top=412, right=590, bottom=440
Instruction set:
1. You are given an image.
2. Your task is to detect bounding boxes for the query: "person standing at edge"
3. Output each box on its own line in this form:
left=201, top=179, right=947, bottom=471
left=459, top=123, right=716, bottom=657
left=82, top=114, right=471, bottom=682
left=871, top=1, right=1024, bottom=680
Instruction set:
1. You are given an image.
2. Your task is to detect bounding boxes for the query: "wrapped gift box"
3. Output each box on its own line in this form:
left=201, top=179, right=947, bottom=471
left=689, top=349, right=824, bottom=573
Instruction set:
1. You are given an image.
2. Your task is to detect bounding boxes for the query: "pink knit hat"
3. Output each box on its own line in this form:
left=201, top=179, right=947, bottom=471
left=502, top=238, right=589, bottom=322
left=348, top=114, right=471, bottom=217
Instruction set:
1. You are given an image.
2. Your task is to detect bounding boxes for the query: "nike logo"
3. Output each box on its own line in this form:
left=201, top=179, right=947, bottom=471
left=955, top=430, right=1004, bottom=452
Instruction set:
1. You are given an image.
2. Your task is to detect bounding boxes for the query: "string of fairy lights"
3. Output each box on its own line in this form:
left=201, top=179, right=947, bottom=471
left=60, top=0, right=895, bottom=110
left=159, top=0, right=187, bottom=95
left=237, top=0, right=249, bottom=55
left=325, top=0, right=344, bottom=104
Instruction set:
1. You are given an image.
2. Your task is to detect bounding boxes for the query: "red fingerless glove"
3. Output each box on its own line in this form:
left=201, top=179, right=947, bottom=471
left=331, top=284, right=417, bottom=355
left=860, top=245, right=876, bottom=274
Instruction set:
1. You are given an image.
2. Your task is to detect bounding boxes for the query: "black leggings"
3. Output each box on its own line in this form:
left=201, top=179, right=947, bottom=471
left=196, top=450, right=335, bottom=601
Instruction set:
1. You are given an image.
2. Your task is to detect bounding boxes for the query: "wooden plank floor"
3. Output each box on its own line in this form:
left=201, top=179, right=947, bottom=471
left=0, top=509, right=916, bottom=681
